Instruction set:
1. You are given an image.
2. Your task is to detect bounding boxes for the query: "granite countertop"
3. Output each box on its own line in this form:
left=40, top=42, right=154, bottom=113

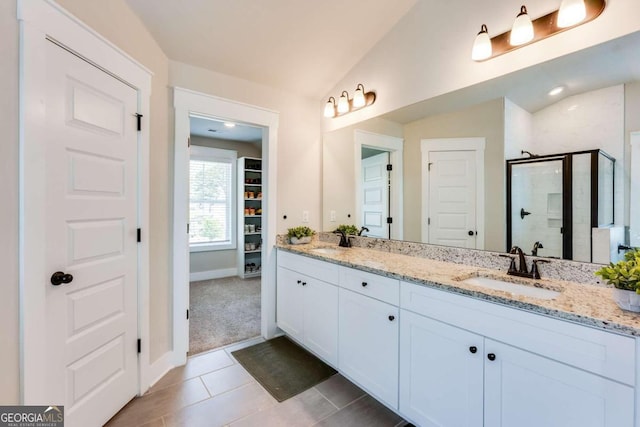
left=277, top=241, right=640, bottom=338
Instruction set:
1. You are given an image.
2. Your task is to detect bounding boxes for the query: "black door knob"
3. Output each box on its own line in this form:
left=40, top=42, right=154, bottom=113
left=487, top=353, right=496, bottom=361
left=51, top=271, right=73, bottom=286
left=388, top=315, right=395, bottom=321
left=468, top=230, right=475, bottom=236
left=469, top=346, right=477, bottom=354
left=362, top=282, right=368, bottom=287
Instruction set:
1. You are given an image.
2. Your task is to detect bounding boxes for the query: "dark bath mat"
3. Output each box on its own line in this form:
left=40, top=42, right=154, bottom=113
left=231, top=335, right=337, bottom=402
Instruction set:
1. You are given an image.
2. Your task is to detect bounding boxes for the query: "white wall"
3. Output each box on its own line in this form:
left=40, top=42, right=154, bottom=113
left=169, top=61, right=323, bottom=234
left=0, top=0, right=20, bottom=405
left=504, top=98, right=533, bottom=160
left=323, top=0, right=640, bottom=132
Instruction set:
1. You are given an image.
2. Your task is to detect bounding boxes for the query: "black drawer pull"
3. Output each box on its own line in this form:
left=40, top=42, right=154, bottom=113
left=362, top=282, right=368, bottom=287
left=469, top=346, right=477, bottom=354
left=388, top=315, right=395, bottom=321
left=487, top=353, right=496, bottom=361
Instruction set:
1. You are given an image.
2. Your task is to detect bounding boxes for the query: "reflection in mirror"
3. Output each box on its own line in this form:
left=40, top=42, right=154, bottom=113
left=322, top=33, right=640, bottom=264
left=507, top=150, right=615, bottom=263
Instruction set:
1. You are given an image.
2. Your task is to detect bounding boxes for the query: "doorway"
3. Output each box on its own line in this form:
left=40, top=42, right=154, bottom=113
left=354, top=130, right=404, bottom=240
left=173, top=88, right=279, bottom=367
left=187, top=116, right=263, bottom=355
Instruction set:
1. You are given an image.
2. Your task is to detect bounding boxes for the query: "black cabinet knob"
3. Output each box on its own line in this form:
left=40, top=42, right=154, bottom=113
left=297, top=280, right=302, bottom=284
left=362, top=282, right=368, bottom=287
left=51, top=271, right=73, bottom=286
left=468, top=230, right=475, bottom=236
left=388, top=315, right=395, bottom=321
left=487, top=353, right=496, bottom=361
left=302, top=282, right=307, bottom=286
left=469, top=346, right=477, bottom=354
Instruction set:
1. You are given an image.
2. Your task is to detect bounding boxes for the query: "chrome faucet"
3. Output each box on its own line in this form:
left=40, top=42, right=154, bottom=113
left=532, top=241, right=544, bottom=256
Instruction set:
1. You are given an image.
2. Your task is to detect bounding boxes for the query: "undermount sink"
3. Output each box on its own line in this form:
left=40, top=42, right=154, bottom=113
left=309, top=247, right=345, bottom=255
left=455, top=273, right=562, bottom=300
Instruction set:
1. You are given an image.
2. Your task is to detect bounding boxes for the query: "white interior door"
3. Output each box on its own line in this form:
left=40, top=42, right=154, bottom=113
left=428, top=151, right=477, bottom=248
left=45, top=41, right=139, bottom=427
left=361, top=152, right=390, bottom=238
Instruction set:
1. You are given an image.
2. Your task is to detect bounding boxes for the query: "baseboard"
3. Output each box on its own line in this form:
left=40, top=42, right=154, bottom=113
left=143, top=351, right=174, bottom=394
left=190, top=268, right=238, bottom=282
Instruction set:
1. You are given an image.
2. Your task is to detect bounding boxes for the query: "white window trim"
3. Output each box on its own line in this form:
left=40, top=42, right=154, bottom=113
left=189, top=145, right=237, bottom=251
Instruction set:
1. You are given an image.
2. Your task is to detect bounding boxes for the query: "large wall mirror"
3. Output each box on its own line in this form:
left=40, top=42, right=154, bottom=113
left=322, top=31, right=640, bottom=264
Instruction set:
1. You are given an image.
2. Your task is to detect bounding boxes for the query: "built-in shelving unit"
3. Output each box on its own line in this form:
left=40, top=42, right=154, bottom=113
left=237, top=157, right=262, bottom=278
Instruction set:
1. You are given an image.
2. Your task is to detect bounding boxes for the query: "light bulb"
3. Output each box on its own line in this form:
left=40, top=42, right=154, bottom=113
left=510, top=5, right=534, bottom=46
left=558, top=0, right=586, bottom=28
left=323, top=98, right=336, bottom=118
left=471, top=24, right=492, bottom=61
left=337, top=91, right=350, bottom=114
left=353, top=85, right=366, bottom=108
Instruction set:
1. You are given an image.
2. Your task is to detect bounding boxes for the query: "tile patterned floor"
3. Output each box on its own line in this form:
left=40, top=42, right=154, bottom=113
left=106, top=337, right=408, bottom=427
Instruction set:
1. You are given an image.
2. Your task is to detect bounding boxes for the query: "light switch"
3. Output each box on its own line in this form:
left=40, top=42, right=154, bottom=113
left=302, top=210, right=309, bottom=223
left=330, top=210, right=336, bottom=222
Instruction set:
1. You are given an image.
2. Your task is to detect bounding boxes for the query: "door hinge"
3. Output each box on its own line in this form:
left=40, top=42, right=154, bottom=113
left=137, top=228, right=141, bottom=243
left=135, top=113, right=143, bottom=131
left=186, top=309, right=189, bottom=320
left=137, top=339, right=141, bottom=353
left=387, top=217, right=393, bottom=224
left=428, top=162, right=433, bottom=171
left=386, top=164, right=393, bottom=171
left=188, top=137, right=191, bottom=147
left=187, top=223, right=190, bottom=234
left=428, top=217, right=431, bottom=225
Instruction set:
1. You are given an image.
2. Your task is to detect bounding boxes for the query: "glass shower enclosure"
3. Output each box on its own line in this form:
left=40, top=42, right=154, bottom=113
left=506, top=149, right=615, bottom=262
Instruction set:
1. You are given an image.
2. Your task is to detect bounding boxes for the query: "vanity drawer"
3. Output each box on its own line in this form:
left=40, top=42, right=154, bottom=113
left=277, top=250, right=339, bottom=285
left=340, top=266, right=399, bottom=306
left=400, top=281, right=636, bottom=385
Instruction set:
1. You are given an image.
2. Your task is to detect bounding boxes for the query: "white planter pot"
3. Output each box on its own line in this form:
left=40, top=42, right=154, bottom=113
left=612, top=288, right=640, bottom=312
left=289, top=236, right=312, bottom=245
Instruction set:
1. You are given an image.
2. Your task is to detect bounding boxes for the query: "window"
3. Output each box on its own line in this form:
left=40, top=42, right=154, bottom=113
left=189, top=146, right=237, bottom=251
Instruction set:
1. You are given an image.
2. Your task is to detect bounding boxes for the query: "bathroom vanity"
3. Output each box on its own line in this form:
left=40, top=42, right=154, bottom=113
left=276, top=239, right=640, bottom=427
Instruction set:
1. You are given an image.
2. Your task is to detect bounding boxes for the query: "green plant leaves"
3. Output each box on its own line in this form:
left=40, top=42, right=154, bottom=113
left=595, top=247, right=640, bottom=292
left=287, top=226, right=316, bottom=239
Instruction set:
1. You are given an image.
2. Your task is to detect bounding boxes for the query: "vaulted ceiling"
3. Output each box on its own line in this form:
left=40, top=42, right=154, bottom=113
left=125, top=0, right=417, bottom=99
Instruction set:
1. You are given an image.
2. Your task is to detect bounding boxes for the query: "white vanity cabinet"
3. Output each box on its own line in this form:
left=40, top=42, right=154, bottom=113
left=338, top=266, right=401, bottom=409
left=276, top=251, right=339, bottom=366
left=399, top=281, right=636, bottom=427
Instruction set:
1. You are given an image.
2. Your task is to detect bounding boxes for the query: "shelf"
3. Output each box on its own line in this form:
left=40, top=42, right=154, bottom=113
left=244, top=232, right=262, bottom=235
left=244, top=183, right=262, bottom=187
left=244, top=169, right=262, bottom=173
left=245, top=249, right=262, bottom=254
left=244, top=198, right=262, bottom=201
left=244, top=215, right=262, bottom=217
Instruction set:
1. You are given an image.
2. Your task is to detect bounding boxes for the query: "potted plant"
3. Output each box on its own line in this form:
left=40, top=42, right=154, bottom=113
left=287, top=226, right=316, bottom=245
left=336, top=224, right=359, bottom=235
left=595, top=248, right=640, bottom=312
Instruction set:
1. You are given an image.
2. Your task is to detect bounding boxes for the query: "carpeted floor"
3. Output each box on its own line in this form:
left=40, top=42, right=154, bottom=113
left=189, top=276, right=261, bottom=355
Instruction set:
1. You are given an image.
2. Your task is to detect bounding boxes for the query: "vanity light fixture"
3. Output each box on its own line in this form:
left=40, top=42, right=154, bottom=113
left=472, top=0, right=605, bottom=62
left=323, top=84, right=376, bottom=118
left=558, top=0, right=587, bottom=27
left=323, top=96, right=337, bottom=118
left=510, top=6, right=534, bottom=46
left=471, top=24, right=492, bottom=61
left=337, top=91, right=350, bottom=114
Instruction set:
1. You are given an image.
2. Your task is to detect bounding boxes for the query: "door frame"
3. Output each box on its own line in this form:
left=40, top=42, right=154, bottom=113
left=19, top=0, right=152, bottom=401
left=420, top=138, right=486, bottom=249
left=173, top=88, right=279, bottom=366
left=354, top=130, right=404, bottom=240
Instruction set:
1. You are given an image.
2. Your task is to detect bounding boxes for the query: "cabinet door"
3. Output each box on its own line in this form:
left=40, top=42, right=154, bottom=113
left=399, top=310, right=484, bottom=427
left=276, top=266, right=304, bottom=342
left=303, top=278, right=338, bottom=366
left=339, top=288, right=399, bottom=408
left=484, top=339, right=634, bottom=427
